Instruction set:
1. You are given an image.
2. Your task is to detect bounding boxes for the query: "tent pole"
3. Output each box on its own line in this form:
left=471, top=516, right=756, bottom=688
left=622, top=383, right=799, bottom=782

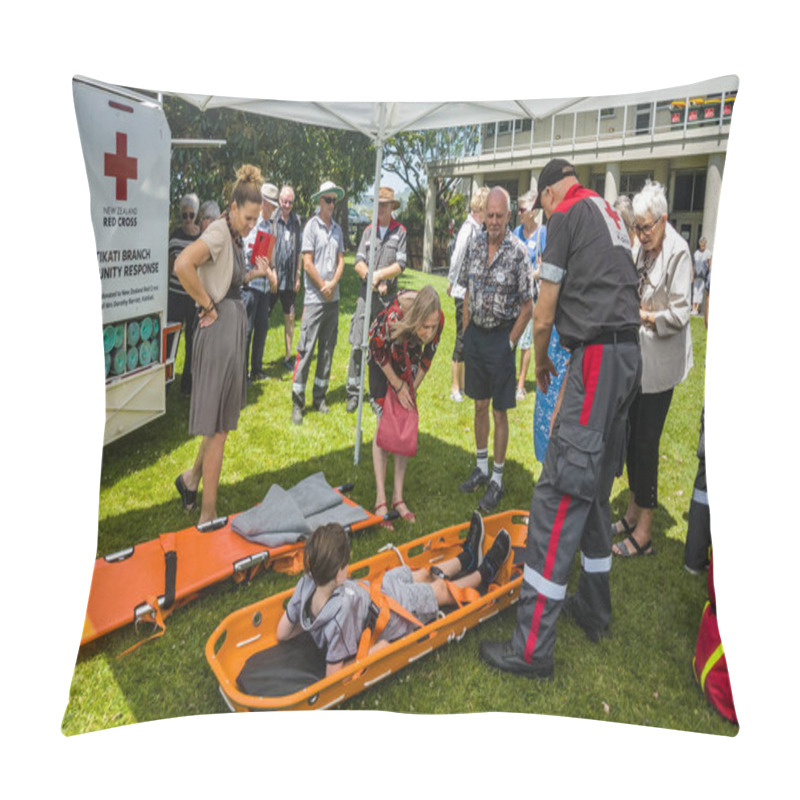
left=354, top=107, right=386, bottom=465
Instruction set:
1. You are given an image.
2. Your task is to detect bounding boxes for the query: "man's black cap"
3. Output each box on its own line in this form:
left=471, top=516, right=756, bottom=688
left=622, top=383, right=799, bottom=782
left=533, top=159, right=577, bottom=209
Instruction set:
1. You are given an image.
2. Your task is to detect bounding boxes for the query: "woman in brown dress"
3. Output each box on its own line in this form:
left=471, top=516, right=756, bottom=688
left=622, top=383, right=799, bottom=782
left=173, top=165, right=270, bottom=524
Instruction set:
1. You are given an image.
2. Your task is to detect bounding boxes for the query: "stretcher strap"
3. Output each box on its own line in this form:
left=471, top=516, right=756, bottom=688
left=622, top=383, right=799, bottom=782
left=160, top=533, right=178, bottom=610
left=117, top=533, right=178, bottom=658
left=443, top=580, right=480, bottom=608
left=117, top=595, right=169, bottom=658
left=355, top=579, right=426, bottom=664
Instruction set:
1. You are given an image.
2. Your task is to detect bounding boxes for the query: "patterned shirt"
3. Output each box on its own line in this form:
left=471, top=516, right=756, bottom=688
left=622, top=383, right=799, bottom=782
left=369, top=290, right=444, bottom=384
left=272, top=210, right=302, bottom=291
left=458, top=229, right=532, bottom=328
left=168, top=226, right=200, bottom=296
left=241, top=214, right=272, bottom=293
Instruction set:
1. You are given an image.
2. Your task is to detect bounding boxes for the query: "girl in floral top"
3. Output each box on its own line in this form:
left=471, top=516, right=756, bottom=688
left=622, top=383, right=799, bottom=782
left=368, top=286, right=444, bottom=528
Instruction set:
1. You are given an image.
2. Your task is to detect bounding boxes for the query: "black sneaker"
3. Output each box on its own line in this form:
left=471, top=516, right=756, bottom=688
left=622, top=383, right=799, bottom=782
left=291, top=405, right=303, bottom=425
left=345, top=397, right=358, bottom=413
left=314, top=399, right=330, bottom=414
left=459, top=511, right=485, bottom=573
left=460, top=467, right=489, bottom=493
left=478, top=529, right=511, bottom=586
left=479, top=480, right=504, bottom=512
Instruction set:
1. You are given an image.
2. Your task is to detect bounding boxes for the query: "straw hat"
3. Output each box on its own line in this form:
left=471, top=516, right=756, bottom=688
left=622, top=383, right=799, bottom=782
left=261, top=182, right=280, bottom=206
left=378, top=186, right=401, bottom=210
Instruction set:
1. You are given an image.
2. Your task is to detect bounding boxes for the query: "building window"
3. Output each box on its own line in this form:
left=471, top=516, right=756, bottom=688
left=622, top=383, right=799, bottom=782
left=634, top=103, right=651, bottom=135
left=497, top=119, right=525, bottom=134
left=600, top=108, right=615, bottom=119
left=620, top=172, right=653, bottom=195
left=673, top=172, right=707, bottom=212
left=591, top=175, right=606, bottom=196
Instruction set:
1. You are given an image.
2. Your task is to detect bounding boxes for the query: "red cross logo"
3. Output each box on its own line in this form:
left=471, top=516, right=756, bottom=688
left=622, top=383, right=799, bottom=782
left=603, top=200, right=621, bottom=230
left=104, top=132, right=137, bottom=201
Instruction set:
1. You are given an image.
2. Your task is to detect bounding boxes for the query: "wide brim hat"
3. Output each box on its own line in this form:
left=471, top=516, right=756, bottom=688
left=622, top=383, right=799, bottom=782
left=311, top=180, right=345, bottom=204
left=378, top=186, right=401, bottom=209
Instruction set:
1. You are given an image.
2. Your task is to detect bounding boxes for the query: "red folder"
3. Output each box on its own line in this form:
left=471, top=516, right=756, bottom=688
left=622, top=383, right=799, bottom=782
left=251, top=230, right=276, bottom=265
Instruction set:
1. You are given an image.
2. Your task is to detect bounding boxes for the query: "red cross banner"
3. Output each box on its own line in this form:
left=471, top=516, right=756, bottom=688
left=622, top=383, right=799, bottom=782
left=73, top=79, right=170, bottom=326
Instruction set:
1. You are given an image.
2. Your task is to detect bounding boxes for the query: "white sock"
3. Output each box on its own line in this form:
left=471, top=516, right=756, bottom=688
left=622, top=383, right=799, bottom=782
left=477, top=449, right=489, bottom=475
left=491, top=461, right=504, bottom=487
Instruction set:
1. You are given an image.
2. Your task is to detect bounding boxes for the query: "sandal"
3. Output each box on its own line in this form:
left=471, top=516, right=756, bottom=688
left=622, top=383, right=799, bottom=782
left=611, top=517, right=637, bottom=538
left=374, top=502, right=394, bottom=531
left=175, top=474, right=197, bottom=511
left=613, top=536, right=654, bottom=557
left=392, top=500, right=416, bottom=524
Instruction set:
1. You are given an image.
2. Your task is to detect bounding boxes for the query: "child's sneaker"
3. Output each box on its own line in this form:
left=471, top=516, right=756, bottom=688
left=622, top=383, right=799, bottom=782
left=458, top=510, right=485, bottom=573
left=478, top=529, right=511, bottom=587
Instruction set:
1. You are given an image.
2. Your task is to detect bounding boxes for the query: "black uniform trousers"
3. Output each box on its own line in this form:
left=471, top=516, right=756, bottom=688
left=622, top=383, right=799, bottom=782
left=512, top=340, right=641, bottom=670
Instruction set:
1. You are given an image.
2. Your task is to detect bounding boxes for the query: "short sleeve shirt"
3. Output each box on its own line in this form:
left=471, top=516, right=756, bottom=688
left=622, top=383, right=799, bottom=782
left=168, top=226, right=200, bottom=295
left=272, top=210, right=302, bottom=291
left=458, top=229, right=532, bottom=328
left=540, top=184, right=640, bottom=349
left=368, top=290, right=445, bottom=381
left=285, top=571, right=426, bottom=665
left=356, top=218, right=407, bottom=300
left=302, top=214, right=344, bottom=305
left=241, top=214, right=272, bottom=293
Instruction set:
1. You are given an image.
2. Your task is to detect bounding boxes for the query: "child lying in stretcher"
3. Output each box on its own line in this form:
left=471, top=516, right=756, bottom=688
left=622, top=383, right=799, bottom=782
left=276, top=517, right=511, bottom=676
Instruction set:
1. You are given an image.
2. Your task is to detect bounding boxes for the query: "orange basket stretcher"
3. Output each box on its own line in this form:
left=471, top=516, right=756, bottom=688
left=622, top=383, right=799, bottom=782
left=82, top=474, right=390, bottom=647
left=205, top=509, right=529, bottom=711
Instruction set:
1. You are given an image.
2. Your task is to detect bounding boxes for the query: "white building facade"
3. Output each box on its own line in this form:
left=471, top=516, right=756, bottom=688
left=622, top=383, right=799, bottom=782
left=423, top=77, right=738, bottom=269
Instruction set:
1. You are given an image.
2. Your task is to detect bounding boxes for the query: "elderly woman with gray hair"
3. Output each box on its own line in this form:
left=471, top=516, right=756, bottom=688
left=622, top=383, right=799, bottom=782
left=612, top=180, right=693, bottom=557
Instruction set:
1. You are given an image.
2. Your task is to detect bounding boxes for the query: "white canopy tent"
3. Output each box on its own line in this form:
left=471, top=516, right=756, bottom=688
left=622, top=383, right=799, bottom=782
left=171, top=75, right=738, bottom=464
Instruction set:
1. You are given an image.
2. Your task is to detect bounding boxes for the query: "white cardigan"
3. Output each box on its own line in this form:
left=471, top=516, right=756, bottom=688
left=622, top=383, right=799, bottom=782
left=637, top=222, right=693, bottom=394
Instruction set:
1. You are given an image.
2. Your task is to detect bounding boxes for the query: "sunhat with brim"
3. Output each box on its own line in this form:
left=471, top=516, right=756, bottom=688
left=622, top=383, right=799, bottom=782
left=311, top=180, right=345, bottom=204
left=378, top=186, right=401, bottom=209
left=261, top=182, right=280, bottom=206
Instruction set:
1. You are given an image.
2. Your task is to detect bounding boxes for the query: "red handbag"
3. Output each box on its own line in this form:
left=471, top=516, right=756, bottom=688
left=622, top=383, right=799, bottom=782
left=376, top=342, right=419, bottom=457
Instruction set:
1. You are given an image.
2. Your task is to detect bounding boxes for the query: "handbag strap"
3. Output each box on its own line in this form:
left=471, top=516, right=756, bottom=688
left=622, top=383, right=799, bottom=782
left=399, top=340, right=415, bottom=396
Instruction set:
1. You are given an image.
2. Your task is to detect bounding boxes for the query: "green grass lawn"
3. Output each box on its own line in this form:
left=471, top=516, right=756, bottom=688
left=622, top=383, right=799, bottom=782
left=62, top=256, right=736, bottom=737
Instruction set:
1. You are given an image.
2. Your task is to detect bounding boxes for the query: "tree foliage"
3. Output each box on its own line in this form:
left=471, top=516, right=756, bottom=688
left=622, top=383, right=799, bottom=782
left=382, top=126, right=480, bottom=210
left=161, top=96, right=376, bottom=239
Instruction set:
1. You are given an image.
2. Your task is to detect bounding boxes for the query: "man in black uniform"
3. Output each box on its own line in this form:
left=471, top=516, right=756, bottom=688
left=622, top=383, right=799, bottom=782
left=480, top=159, right=642, bottom=679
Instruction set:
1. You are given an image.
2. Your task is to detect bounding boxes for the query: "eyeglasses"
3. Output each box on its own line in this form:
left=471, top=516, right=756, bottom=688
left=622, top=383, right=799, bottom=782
left=181, top=211, right=195, bottom=220
left=634, top=219, right=661, bottom=235
left=320, top=196, right=337, bottom=205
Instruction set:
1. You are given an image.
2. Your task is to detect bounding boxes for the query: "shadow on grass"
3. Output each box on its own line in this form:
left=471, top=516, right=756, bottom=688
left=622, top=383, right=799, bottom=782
left=70, top=433, right=537, bottom=733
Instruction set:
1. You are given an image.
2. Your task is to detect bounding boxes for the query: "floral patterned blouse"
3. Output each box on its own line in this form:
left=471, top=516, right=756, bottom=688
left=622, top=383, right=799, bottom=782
left=368, top=290, right=445, bottom=385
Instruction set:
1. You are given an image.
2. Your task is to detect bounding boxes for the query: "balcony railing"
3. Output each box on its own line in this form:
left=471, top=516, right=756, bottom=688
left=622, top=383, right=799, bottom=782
left=433, top=93, right=735, bottom=166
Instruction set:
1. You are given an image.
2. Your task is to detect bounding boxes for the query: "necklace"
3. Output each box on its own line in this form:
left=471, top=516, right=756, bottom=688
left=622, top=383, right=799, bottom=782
left=638, top=250, right=658, bottom=299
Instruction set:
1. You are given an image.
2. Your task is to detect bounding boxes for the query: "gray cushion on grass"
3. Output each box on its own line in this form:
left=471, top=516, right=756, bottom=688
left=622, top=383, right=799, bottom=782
left=231, top=472, right=369, bottom=547
left=231, top=484, right=312, bottom=546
